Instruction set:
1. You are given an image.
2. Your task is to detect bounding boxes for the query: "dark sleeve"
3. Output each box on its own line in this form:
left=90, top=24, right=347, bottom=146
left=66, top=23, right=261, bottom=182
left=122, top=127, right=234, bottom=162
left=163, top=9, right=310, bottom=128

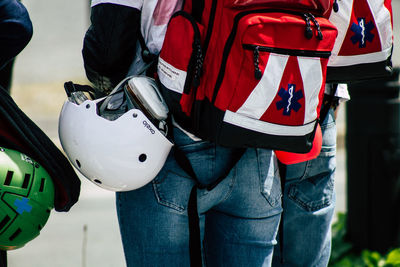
left=0, top=0, right=33, bottom=70
left=82, top=3, right=141, bottom=97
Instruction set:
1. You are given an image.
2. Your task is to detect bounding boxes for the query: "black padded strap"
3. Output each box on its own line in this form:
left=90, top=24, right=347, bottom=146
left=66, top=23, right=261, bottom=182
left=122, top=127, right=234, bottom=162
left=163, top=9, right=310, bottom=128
left=319, top=83, right=338, bottom=125
left=188, top=186, right=202, bottom=267
left=191, top=0, right=205, bottom=23
left=0, top=250, right=7, bottom=267
left=171, top=125, right=245, bottom=267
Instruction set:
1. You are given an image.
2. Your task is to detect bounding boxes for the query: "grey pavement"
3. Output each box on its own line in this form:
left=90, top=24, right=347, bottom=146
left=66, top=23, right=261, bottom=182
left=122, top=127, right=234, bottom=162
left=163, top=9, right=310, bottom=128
left=4, top=0, right=400, bottom=266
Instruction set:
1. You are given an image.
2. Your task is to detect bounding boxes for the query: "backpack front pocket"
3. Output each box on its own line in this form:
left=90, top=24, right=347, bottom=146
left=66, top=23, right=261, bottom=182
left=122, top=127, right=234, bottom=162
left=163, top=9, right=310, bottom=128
left=211, top=11, right=337, bottom=151
left=157, top=11, right=204, bottom=124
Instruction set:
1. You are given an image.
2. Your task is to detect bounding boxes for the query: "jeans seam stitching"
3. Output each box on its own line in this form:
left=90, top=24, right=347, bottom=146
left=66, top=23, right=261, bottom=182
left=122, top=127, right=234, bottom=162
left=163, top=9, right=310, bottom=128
left=219, top=169, right=236, bottom=204
left=152, top=182, right=186, bottom=212
left=288, top=181, right=334, bottom=212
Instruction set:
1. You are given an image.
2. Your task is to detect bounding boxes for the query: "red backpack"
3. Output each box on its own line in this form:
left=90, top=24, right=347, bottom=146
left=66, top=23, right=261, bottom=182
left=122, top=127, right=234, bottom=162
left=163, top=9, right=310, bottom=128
left=156, top=2, right=337, bottom=265
left=326, top=0, right=394, bottom=83
left=157, top=0, right=338, bottom=154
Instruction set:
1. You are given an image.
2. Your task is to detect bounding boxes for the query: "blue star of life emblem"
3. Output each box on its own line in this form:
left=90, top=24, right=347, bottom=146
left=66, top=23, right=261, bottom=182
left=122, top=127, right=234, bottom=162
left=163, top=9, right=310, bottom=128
left=276, top=84, right=303, bottom=116
left=14, top=197, right=32, bottom=214
left=350, top=17, right=375, bottom=48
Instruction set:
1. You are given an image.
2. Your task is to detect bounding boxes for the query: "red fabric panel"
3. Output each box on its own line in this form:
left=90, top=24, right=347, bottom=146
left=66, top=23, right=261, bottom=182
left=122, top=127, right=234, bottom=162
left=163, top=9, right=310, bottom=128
left=159, top=16, right=195, bottom=71
left=213, top=12, right=336, bottom=112
left=262, top=56, right=306, bottom=126
left=241, top=13, right=337, bottom=51
left=224, top=0, right=332, bottom=16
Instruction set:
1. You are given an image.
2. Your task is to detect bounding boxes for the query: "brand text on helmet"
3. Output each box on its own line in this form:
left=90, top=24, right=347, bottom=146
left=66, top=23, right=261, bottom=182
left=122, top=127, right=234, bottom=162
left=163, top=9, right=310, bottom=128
left=143, top=120, right=155, bottom=134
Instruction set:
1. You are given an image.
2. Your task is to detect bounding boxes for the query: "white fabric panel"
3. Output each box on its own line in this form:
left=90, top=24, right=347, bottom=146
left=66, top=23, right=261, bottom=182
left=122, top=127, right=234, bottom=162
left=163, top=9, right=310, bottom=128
left=236, top=54, right=289, bottom=119
left=157, top=57, right=187, bottom=94
left=368, top=0, right=393, bottom=51
left=324, top=83, right=350, bottom=102
left=141, top=0, right=161, bottom=53
left=140, top=0, right=183, bottom=54
left=328, top=0, right=393, bottom=67
left=128, top=0, right=183, bottom=75
left=328, top=46, right=392, bottom=66
left=298, top=57, right=323, bottom=124
left=328, top=0, right=354, bottom=60
left=223, top=110, right=316, bottom=136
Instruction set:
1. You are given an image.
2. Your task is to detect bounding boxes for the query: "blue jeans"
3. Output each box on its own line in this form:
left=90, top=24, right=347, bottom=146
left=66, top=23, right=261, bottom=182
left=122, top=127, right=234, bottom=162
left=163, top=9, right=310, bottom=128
left=272, top=109, right=337, bottom=267
left=116, top=127, right=282, bottom=267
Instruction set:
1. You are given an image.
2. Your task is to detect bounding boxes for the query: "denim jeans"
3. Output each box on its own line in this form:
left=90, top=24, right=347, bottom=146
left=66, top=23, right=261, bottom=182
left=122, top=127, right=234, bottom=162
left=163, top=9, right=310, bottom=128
left=116, top=126, right=282, bottom=267
left=272, top=108, right=337, bottom=267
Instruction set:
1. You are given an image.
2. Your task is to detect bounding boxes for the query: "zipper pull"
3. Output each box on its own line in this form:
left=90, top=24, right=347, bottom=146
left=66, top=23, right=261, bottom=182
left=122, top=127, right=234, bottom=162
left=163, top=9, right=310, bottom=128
left=308, top=13, right=323, bottom=40
left=192, top=42, right=203, bottom=88
left=333, top=0, right=339, bottom=12
left=303, top=14, right=313, bottom=39
left=253, top=46, right=262, bottom=80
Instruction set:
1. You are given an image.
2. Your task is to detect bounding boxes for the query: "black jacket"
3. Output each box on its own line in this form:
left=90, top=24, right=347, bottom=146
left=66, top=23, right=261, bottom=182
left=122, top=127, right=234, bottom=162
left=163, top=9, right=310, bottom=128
left=82, top=3, right=141, bottom=97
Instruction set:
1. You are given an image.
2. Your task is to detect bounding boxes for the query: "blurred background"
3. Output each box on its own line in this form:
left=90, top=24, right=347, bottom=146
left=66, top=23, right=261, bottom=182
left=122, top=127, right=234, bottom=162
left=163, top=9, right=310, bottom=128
left=7, top=0, right=125, bottom=266
left=4, top=0, right=400, bottom=266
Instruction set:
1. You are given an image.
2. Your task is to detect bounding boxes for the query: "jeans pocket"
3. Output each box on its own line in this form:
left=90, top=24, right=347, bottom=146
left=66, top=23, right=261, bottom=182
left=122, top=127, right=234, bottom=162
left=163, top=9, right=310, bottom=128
left=319, top=109, right=337, bottom=157
left=285, top=108, right=336, bottom=212
left=214, top=148, right=282, bottom=218
left=151, top=126, right=213, bottom=212
left=258, top=149, right=282, bottom=208
left=153, top=170, right=195, bottom=212
left=287, top=154, right=335, bottom=212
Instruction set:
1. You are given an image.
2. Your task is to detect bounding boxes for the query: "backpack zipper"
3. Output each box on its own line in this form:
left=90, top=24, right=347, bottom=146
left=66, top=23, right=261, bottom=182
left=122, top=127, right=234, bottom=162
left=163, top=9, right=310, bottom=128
left=306, top=13, right=323, bottom=40
left=211, top=9, right=326, bottom=104
left=253, top=46, right=263, bottom=80
left=333, top=0, right=339, bottom=12
left=202, top=0, right=218, bottom=57
left=244, top=44, right=331, bottom=80
left=171, top=11, right=204, bottom=94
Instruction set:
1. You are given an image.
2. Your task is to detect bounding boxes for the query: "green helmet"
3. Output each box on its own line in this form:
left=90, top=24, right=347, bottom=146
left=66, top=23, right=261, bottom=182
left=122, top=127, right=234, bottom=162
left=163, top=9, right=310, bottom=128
left=0, top=147, right=54, bottom=250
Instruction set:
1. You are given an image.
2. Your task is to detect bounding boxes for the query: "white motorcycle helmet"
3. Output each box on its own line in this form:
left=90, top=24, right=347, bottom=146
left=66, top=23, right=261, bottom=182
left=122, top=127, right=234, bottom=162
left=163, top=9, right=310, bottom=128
left=58, top=76, right=173, bottom=191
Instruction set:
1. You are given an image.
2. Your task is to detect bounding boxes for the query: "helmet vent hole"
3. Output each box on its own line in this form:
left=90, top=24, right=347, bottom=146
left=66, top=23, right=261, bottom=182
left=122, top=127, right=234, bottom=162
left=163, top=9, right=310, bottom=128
left=22, top=174, right=30, bottom=189
left=0, top=216, right=11, bottom=230
left=76, top=160, right=81, bottom=168
left=86, top=104, right=90, bottom=109
left=9, top=228, right=22, bottom=241
left=94, top=179, right=102, bottom=184
left=139, top=154, right=147, bottom=162
left=39, top=178, right=45, bottom=192
left=4, top=171, right=13, bottom=186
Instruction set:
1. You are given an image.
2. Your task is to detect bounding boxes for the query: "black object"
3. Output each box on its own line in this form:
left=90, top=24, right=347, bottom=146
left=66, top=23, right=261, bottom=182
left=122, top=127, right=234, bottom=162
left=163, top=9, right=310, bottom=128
left=82, top=3, right=141, bottom=94
left=0, top=87, right=81, bottom=212
left=0, top=250, right=6, bottom=267
left=0, top=60, right=14, bottom=93
left=346, top=68, right=400, bottom=253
